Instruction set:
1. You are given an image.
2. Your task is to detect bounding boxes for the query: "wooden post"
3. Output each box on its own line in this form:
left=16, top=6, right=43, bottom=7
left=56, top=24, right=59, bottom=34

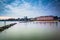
left=4, top=21, right=6, bottom=26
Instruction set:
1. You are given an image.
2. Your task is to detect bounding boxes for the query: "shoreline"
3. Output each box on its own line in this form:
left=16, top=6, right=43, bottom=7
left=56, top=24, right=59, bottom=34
left=33, top=20, right=60, bottom=22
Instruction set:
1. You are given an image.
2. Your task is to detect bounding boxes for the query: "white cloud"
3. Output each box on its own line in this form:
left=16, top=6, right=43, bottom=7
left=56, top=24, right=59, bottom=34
left=4, top=0, right=56, bottom=18
left=5, top=0, right=41, bottom=18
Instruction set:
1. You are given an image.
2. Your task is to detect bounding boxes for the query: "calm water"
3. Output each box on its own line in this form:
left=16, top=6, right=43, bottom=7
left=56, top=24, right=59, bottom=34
left=0, top=21, right=18, bottom=27
left=0, top=21, right=60, bottom=40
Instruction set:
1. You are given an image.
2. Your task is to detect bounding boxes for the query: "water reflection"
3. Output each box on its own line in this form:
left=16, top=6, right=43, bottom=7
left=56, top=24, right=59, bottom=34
left=0, top=21, right=60, bottom=39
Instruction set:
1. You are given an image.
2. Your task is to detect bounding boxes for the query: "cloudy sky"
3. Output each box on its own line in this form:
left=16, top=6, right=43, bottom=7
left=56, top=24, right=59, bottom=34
left=0, top=0, right=60, bottom=18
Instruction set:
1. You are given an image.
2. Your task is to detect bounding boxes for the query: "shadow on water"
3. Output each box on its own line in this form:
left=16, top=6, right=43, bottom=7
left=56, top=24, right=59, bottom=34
left=0, top=23, right=17, bottom=32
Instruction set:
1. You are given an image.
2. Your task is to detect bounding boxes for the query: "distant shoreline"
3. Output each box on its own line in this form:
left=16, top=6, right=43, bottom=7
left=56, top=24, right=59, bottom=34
left=0, top=20, right=60, bottom=22
left=33, top=20, right=60, bottom=22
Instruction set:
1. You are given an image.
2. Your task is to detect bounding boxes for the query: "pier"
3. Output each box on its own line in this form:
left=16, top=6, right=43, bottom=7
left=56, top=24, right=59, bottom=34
left=0, top=23, right=17, bottom=32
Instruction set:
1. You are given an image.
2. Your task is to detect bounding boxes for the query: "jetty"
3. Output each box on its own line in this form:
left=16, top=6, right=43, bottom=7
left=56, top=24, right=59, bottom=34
left=0, top=23, right=17, bottom=32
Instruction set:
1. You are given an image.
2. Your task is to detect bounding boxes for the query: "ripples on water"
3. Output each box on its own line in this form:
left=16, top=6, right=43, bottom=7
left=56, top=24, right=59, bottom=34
left=0, top=21, right=60, bottom=40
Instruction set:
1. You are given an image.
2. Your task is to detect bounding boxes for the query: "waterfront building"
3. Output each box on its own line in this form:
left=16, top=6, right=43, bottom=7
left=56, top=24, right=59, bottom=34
left=35, top=16, right=58, bottom=21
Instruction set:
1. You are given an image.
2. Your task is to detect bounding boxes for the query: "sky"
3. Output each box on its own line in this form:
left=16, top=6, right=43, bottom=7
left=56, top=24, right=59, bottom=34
left=0, top=0, right=60, bottom=18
